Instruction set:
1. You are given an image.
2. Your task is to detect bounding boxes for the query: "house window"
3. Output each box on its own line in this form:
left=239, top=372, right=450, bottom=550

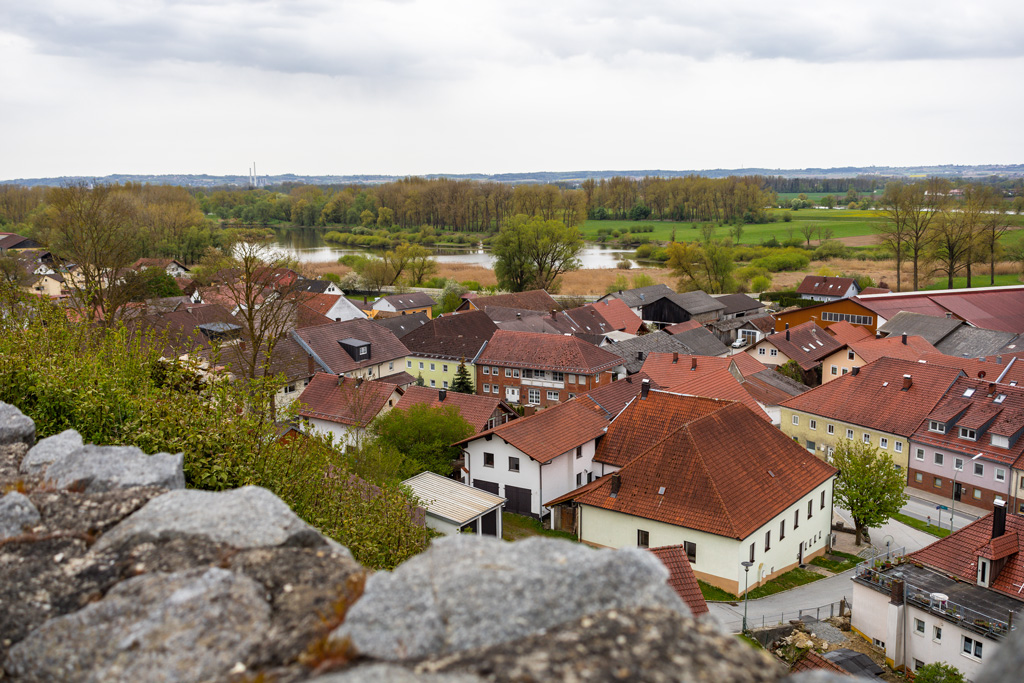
left=992, top=434, right=1009, bottom=448
left=794, top=509, right=800, bottom=529
left=637, top=530, right=650, bottom=548
left=552, top=372, right=564, bottom=382
left=809, top=419, right=817, bottom=431
left=430, top=379, right=436, bottom=387
left=483, top=366, right=490, bottom=375
left=576, top=446, right=583, bottom=459
left=779, top=519, right=785, bottom=539
left=443, top=364, right=448, bottom=372
left=443, top=381, right=448, bottom=389
left=483, top=383, right=489, bottom=393
left=895, top=442, right=903, bottom=453
left=863, top=433, right=871, bottom=444
left=429, top=363, right=435, bottom=371
left=407, top=360, right=412, bottom=368
left=568, top=374, right=576, bottom=384
left=820, top=491, right=826, bottom=509
left=996, top=468, right=1006, bottom=482
left=770, top=349, right=778, bottom=357
left=914, top=618, right=925, bottom=634
left=522, top=369, right=533, bottom=379
left=934, top=452, right=944, bottom=466
left=974, top=462, right=984, bottom=477
left=684, top=541, right=696, bottom=563
left=389, top=361, right=394, bottom=371
left=508, top=456, right=520, bottom=472
left=547, top=390, right=559, bottom=401
left=764, top=530, right=771, bottom=552
left=934, top=477, right=942, bottom=488
left=960, top=427, right=977, bottom=441
left=933, top=625, right=942, bottom=641
left=879, top=437, right=888, bottom=449
left=528, top=388, right=540, bottom=404
left=568, top=393, right=576, bottom=399
left=830, top=365, right=838, bottom=376
left=929, top=420, right=946, bottom=433
left=502, top=368, right=511, bottom=377
left=806, top=440, right=815, bottom=451
left=973, top=488, right=982, bottom=500
left=915, top=473, right=923, bottom=483
left=492, top=366, right=499, bottom=375
left=873, top=638, right=886, bottom=649
left=792, top=415, right=800, bottom=426
left=483, top=452, right=494, bottom=468
left=758, top=348, right=766, bottom=356
left=512, top=369, right=520, bottom=378
left=749, top=543, right=755, bottom=562
left=846, top=429, right=854, bottom=439
left=842, top=368, right=848, bottom=375
left=576, top=472, right=582, bottom=487
left=848, top=350, right=855, bottom=360
left=807, top=500, right=813, bottom=519
left=962, top=636, right=983, bottom=659
left=954, top=456, right=964, bottom=471
left=283, top=383, right=296, bottom=394
left=916, top=448, right=925, bottom=461
left=419, top=362, right=424, bottom=369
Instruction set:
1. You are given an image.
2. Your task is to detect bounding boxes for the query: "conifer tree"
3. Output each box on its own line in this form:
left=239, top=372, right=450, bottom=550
left=451, top=362, right=474, bottom=394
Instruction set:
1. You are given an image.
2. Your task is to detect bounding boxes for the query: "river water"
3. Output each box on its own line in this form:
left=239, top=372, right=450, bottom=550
left=268, top=228, right=637, bottom=269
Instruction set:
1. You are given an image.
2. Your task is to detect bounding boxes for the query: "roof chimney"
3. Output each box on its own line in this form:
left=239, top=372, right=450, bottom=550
left=550, top=309, right=557, bottom=319
left=308, top=354, right=315, bottom=375
left=439, top=389, right=446, bottom=401
left=672, top=352, right=678, bottom=364
left=785, top=322, right=790, bottom=341
left=946, top=312, right=952, bottom=319
left=993, top=500, right=1007, bottom=539
left=636, top=351, right=644, bottom=361
left=611, top=472, right=621, bottom=496
left=851, top=366, right=859, bottom=376
left=516, top=312, right=521, bottom=319
left=989, top=382, right=996, bottom=395
left=997, top=355, right=1003, bottom=364
left=640, top=378, right=651, bottom=400
left=338, top=374, right=345, bottom=386
left=902, top=333, right=907, bottom=345
left=691, top=357, right=697, bottom=371
left=902, top=374, right=912, bottom=390
left=876, top=330, right=884, bottom=339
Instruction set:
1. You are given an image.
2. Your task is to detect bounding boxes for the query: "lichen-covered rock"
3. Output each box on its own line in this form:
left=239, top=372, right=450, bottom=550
left=332, top=535, right=690, bottom=661
left=0, top=491, right=40, bottom=539
left=0, top=403, right=34, bottom=447
left=5, top=567, right=271, bottom=682
left=418, top=607, right=785, bottom=683
left=92, top=486, right=345, bottom=554
left=20, top=429, right=84, bottom=476
left=43, top=445, right=185, bottom=493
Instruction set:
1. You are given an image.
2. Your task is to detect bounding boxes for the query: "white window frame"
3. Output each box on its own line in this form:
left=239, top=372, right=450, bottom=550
left=929, top=420, right=946, bottom=434
left=508, top=456, right=520, bottom=472
left=483, top=383, right=489, bottom=393
left=915, top=447, right=925, bottom=461
left=974, top=462, right=984, bottom=477
left=505, top=368, right=512, bottom=377
left=959, top=427, right=977, bottom=441
left=770, top=349, right=778, bottom=357
left=935, top=452, right=944, bottom=466
left=863, top=433, right=871, bottom=444
left=962, top=636, right=983, bottom=660
left=809, top=419, right=817, bottom=430
left=846, top=429, right=854, bottom=439
left=758, top=347, right=766, bottom=356
left=546, top=390, right=559, bottom=401
left=996, top=468, right=1006, bottom=482
left=827, top=424, right=834, bottom=435
left=830, top=365, right=837, bottom=376
left=879, top=437, right=888, bottom=449
left=895, top=441, right=903, bottom=453
left=792, top=415, right=799, bottom=425
left=528, top=388, right=540, bottom=404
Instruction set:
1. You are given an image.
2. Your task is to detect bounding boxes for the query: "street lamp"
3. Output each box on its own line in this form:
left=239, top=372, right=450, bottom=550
left=951, top=453, right=983, bottom=532
left=741, top=560, right=754, bottom=631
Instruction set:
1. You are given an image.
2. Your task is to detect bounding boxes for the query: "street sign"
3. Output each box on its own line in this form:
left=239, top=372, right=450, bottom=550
left=936, top=504, right=949, bottom=511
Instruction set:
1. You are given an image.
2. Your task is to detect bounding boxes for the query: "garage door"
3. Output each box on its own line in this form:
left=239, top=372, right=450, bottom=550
left=473, top=479, right=499, bottom=495
left=505, top=485, right=532, bottom=516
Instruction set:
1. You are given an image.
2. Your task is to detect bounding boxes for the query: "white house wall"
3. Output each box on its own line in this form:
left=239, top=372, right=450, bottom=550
left=578, top=477, right=834, bottom=593
left=851, top=582, right=890, bottom=649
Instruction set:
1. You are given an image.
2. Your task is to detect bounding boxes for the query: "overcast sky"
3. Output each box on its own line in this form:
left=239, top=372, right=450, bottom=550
left=2, top=1, right=1022, bottom=180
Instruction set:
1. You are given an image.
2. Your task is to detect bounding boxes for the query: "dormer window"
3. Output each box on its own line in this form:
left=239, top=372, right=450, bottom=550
left=991, top=434, right=1009, bottom=449
left=959, top=427, right=977, bottom=441
left=929, top=420, right=946, bottom=434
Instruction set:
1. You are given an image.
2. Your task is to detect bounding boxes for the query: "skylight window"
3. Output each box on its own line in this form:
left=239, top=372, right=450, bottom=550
left=882, top=382, right=889, bottom=387
left=995, top=394, right=1006, bottom=403
left=963, top=388, right=975, bottom=397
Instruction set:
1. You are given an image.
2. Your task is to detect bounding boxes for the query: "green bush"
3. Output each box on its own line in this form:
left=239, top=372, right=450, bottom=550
left=751, top=248, right=811, bottom=272
left=813, top=240, right=849, bottom=260
left=634, top=244, right=654, bottom=259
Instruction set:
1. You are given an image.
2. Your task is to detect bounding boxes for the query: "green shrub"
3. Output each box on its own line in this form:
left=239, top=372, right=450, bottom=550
left=813, top=240, right=849, bottom=260
left=634, top=244, right=654, bottom=259
left=751, top=248, right=811, bottom=273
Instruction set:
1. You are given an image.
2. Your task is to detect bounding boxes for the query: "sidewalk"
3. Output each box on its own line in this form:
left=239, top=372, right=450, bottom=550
left=902, top=486, right=988, bottom=519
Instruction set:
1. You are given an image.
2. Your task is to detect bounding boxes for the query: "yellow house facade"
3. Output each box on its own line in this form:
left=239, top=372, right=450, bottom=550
left=404, top=356, right=475, bottom=391
left=779, top=406, right=910, bottom=471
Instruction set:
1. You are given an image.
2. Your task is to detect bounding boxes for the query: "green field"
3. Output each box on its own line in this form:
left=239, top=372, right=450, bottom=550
left=923, top=274, right=1023, bottom=290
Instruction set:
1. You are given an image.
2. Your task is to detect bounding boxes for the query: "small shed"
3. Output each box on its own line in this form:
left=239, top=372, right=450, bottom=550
left=402, top=471, right=506, bottom=537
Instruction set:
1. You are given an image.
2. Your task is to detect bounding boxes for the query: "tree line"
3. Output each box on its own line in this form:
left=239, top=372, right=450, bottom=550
left=877, top=180, right=1013, bottom=291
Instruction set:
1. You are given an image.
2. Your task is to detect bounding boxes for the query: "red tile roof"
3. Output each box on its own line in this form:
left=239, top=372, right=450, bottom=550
left=858, top=287, right=1024, bottom=334
left=476, top=330, right=622, bottom=374
left=826, top=321, right=874, bottom=345
left=292, top=318, right=410, bottom=375
left=845, top=334, right=938, bottom=364
left=296, top=373, right=402, bottom=427
left=648, top=546, right=709, bottom=616
left=593, top=390, right=740, bottom=468
left=917, top=353, right=1011, bottom=382
left=764, top=321, right=844, bottom=370
left=663, top=320, right=703, bottom=335
left=782, top=357, right=964, bottom=437
left=791, top=651, right=850, bottom=676
left=909, top=511, right=1024, bottom=601
left=796, top=276, right=858, bottom=297
left=665, top=369, right=772, bottom=422
left=461, top=289, right=560, bottom=313
left=458, top=397, right=611, bottom=463
left=730, top=352, right=769, bottom=378
left=639, top=353, right=737, bottom=385
left=577, top=396, right=837, bottom=539
left=912, top=377, right=1024, bottom=468
left=578, top=373, right=657, bottom=419
left=297, top=293, right=343, bottom=317
left=586, top=299, right=644, bottom=335
left=395, top=386, right=515, bottom=434
left=561, top=305, right=615, bottom=335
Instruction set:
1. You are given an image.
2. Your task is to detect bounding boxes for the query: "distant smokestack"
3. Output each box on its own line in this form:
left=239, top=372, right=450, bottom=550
left=691, top=357, right=697, bottom=371
left=902, top=333, right=907, bottom=345
left=902, top=374, right=912, bottom=391
left=640, top=378, right=651, bottom=399
left=611, top=472, right=621, bottom=496
left=439, top=389, right=446, bottom=401
left=993, top=500, right=1007, bottom=539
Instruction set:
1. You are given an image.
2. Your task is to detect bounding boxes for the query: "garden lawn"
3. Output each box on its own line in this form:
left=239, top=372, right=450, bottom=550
left=698, top=568, right=825, bottom=602
left=923, top=274, right=1023, bottom=290
left=892, top=513, right=951, bottom=538
left=501, top=513, right=577, bottom=542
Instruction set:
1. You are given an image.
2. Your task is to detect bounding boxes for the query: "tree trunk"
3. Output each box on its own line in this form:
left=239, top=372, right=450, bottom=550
left=854, top=520, right=865, bottom=546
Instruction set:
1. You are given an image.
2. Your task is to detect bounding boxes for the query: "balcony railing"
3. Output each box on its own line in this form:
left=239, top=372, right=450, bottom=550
left=521, top=378, right=565, bottom=389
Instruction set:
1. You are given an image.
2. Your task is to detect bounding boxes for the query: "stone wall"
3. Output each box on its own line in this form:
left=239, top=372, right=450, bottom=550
left=1, top=402, right=1017, bottom=682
